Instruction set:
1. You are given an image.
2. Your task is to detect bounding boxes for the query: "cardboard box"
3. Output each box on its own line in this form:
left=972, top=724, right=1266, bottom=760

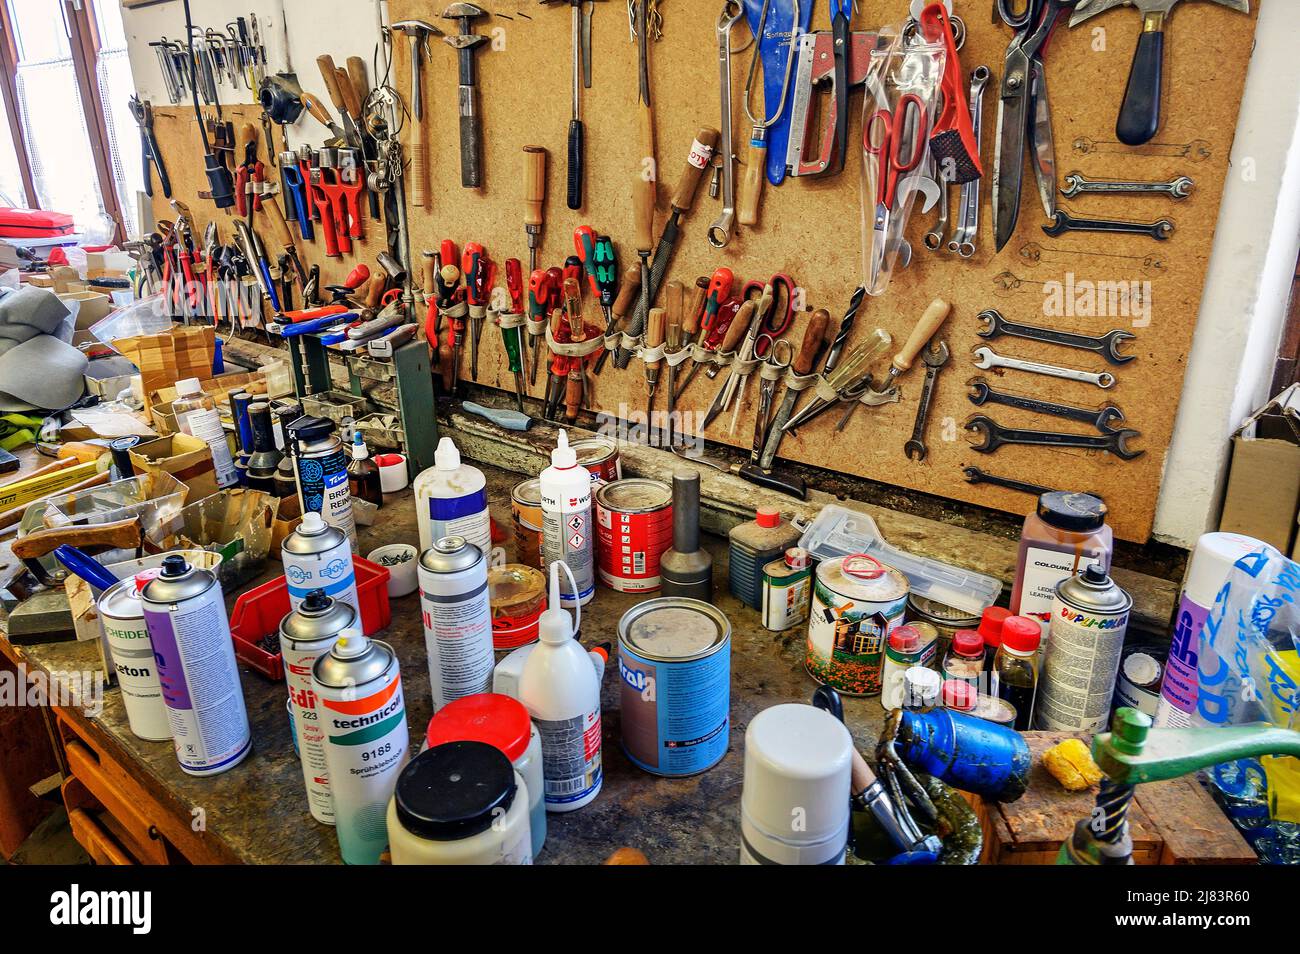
left=58, top=290, right=112, bottom=330
left=129, top=433, right=218, bottom=500
left=1219, top=384, right=1300, bottom=554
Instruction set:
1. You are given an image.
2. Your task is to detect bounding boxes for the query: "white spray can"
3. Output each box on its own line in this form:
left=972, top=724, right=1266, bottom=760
left=312, top=630, right=409, bottom=865
left=97, top=575, right=171, bottom=741
left=539, top=430, right=595, bottom=607
left=413, top=437, right=493, bottom=556
left=281, top=511, right=360, bottom=617
left=519, top=561, right=602, bottom=812
left=417, top=536, right=495, bottom=710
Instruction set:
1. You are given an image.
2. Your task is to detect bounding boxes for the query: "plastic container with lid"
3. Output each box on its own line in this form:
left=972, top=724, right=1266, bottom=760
left=978, top=606, right=1012, bottom=673
left=941, top=678, right=976, bottom=712
left=903, top=667, right=942, bottom=710
left=413, top=437, right=492, bottom=556
left=425, top=693, right=546, bottom=859
left=942, top=629, right=985, bottom=688
left=1011, top=491, right=1112, bottom=637
left=729, top=507, right=801, bottom=610
left=993, top=615, right=1041, bottom=731
left=387, top=741, right=532, bottom=865
left=880, top=624, right=926, bottom=711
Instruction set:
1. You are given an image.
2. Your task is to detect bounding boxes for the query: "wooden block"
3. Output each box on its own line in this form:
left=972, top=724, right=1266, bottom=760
left=1139, top=778, right=1256, bottom=865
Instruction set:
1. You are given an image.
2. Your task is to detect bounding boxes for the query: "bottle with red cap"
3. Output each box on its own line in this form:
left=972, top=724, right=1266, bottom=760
left=993, top=615, right=1041, bottom=731
left=942, top=629, right=985, bottom=690
left=978, top=606, right=1012, bottom=674
left=880, top=624, right=926, bottom=710
left=941, top=678, right=977, bottom=713
left=728, top=506, right=801, bottom=610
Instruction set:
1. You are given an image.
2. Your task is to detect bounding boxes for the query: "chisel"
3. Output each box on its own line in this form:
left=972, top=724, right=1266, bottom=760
left=759, top=308, right=829, bottom=471
left=662, top=281, right=684, bottom=441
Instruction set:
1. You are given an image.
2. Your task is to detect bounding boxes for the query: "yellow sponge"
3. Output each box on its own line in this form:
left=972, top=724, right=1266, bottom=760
left=1043, top=738, right=1105, bottom=792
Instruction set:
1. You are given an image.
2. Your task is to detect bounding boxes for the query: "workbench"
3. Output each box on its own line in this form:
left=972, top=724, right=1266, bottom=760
left=0, top=459, right=889, bottom=865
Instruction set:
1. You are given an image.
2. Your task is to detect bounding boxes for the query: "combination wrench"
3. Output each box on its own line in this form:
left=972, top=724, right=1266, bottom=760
left=962, top=466, right=1061, bottom=498
left=707, top=3, right=742, bottom=249
left=1061, top=172, right=1193, bottom=199
left=947, top=65, right=989, bottom=259
left=966, top=377, right=1126, bottom=432
left=976, top=309, right=1136, bottom=365
left=972, top=346, right=1115, bottom=389
left=964, top=414, right=1144, bottom=460
left=904, top=341, right=950, bottom=461
left=1043, top=209, right=1174, bottom=241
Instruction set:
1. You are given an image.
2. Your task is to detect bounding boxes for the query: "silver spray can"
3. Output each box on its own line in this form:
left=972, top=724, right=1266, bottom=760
left=282, top=510, right=360, bottom=616
left=290, top=417, right=356, bottom=546
left=312, top=631, right=409, bottom=865
left=417, top=536, right=495, bottom=710
left=1034, top=565, right=1133, bottom=732
left=98, top=576, right=171, bottom=741
left=279, top=588, right=357, bottom=825
left=140, top=554, right=252, bottom=776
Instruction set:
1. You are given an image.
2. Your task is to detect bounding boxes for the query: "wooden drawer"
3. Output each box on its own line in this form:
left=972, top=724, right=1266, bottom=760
left=67, top=805, right=135, bottom=866
left=62, top=739, right=172, bottom=865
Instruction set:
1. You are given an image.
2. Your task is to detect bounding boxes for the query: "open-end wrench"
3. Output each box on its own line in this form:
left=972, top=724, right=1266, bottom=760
left=904, top=340, right=949, bottom=461
left=707, top=2, right=743, bottom=249
left=966, top=377, right=1125, bottom=432
left=976, top=309, right=1135, bottom=365
left=1043, top=209, right=1173, bottom=241
left=923, top=176, right=948, bottom=250
left=1061, top=172, right=1193, bottom=200
left=962, top=465, right=1059, bottom=498
left=947, top=65, right=989, bottom=259
left=972, top=346, right=1115, bottom=389
left=964, top=414, right=1144, bottom=460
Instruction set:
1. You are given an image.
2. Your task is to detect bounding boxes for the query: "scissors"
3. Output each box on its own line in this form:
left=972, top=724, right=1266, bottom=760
left=865, top=92, right=927, bottom=290
left=991, top=0, right=1077, bottom=252
left=751, top=333, right=793, bottom=464
left=741, top=273, right=796, bottom=356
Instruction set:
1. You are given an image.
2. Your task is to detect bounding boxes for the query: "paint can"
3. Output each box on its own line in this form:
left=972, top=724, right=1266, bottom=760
left=279, top=588, right=357, bottom=825
left=1035, top=565, right=1133, bottom=732
left=511, top=478, right=544, bottom=569
left=570, top=436, right=621, bottom=487
left=290, top=417, right=356, bottom=545
left=281, top=510, right=359, bottom=616
left=140, top=554, right=252, bottom=776
left=1113, top=640, right=1166, bottom=719
left=762, top=547, right=812, bottom=632
left=595, top=478, right=673, bottom=593
left=488, top=564, right=547, bottom=650
left=418, top=536, right=495, bottom=709
left=312, top=631, right=409, bottom=865
left=98, top=575, right=171, bottom=742
left=906, top=593, right=980, bottom=669
left=807, top=555, right=909, bottom=697
left=617, top=597, right=731, bottom=776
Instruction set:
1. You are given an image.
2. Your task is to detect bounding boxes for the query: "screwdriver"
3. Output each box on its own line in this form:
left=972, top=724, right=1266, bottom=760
left=644, top=307, right=665, bottom=406
left=662, top=281, right=684, bottom=442
left=522, top=145, right=547, bottom=271
left=759, top=308, right=830, bottom=471
left=462, top=242, right=490, bottom=382
left=675, top=269, right=731, bottom=398
left=503, top=258, right=527, bottom=412
left=836, top=298, right=951, bottom=432
left=563, top=276, right=588, bottom=425
left=593, top=235, right=617, bottom=334
left=527, top=268, right=553, bottom=385
left=596, top=264, right=641, bottom=374
left=543, top=306, right=567, bottom=421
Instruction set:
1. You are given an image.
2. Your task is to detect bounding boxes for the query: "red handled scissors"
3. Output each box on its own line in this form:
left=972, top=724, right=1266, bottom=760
left=866, top=91, right=928, bottom=289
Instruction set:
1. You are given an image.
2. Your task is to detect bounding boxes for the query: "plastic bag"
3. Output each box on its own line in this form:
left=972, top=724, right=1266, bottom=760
left=1195, top=544, right=1300, bottom=861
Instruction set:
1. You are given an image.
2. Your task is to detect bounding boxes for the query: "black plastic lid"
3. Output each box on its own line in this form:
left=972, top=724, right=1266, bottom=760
left=302, top=588, right=330, bottom=612
left=291, top=416, right=334, bottom=441
left=394, top=741, right=516, bottom=842
left=1036, top=491, right=1108, bottom=533
left=160, top=554, right=189, bottom=577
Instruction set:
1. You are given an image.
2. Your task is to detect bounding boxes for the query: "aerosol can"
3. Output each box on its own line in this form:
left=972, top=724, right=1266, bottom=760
left=313, top=630, right=409, bottom=865
left=290, top=417, right=356, bottom=547
left=519, top=562, right=602, bottom=812
left=279, top=589, right=357, bottom=824
left=281, top=511, right=360, bottom=616
left=418, top=536, right=495, bottom=710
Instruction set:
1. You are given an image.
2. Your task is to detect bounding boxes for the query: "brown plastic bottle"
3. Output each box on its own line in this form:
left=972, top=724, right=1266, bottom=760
left=346, top=431, right=383, bottom=507
left=1010, top=492, right=1111, bottom=637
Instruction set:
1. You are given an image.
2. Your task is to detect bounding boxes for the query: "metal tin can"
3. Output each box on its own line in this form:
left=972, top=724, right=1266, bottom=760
left=140, top=554, right=252, bottom=776
left=418, top=536, right=495, bottom=710
left=511, top=478, right=544, bottom=569
left=570, top=437, right=621, bottom=487
left=1113, top=641, right=1166, bottom=720
left=98, top=577, right=171, bottom=741
left=312, top=632, right=409, bottom=865
left=279, top=589, right=357, bottom=825
left=1035, top=565, right=1133, bottom=731
left=894, top=707, right=1031, bottom=802
left=291, top=417, right=356, bottom=545
left=488, top=564, right=547, bottom=650
left=762, top=547, right=811, bottom=631
left=907, top=594, right=980, bottom=669
left=595, top=478, right=673, bottom=593
left=807, top=555, right=909, bottom=697
left=282, top=512, right=359, bottom=616
left=617, top=597, right=731, bottom=777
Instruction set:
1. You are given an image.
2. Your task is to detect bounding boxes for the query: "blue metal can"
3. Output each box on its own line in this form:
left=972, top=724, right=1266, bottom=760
left=895, top=707, right=1030, bottom=802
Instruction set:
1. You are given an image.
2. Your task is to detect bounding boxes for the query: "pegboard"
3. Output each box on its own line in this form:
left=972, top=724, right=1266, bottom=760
left=152, top=1, right=1260, bottom=543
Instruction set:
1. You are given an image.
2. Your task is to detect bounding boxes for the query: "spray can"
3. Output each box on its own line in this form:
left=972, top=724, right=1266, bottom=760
left=279, top=589, right=357, bottom=824
left=1034, top=565, right=1133, bottom=732
left=312, top=630, right=409, bottom=865
left=290, top=417, right=356, bottom=546
left=892, top=707, right=1031, bottom=802
left=140, top=554, right=252, bottom=776
left=281, top=511, right=360, bottom=617
left=418, top=536, right=495, bottom=710
left=539, top=430, right=595, bottom=607
left=98, top=576, right=171, bottom=741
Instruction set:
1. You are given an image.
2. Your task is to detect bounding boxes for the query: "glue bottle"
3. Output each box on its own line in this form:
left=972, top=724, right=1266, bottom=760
left=172, top=378, right=238, bottom=488
left=413, top=437, right=492, bottom=556
left=539, top=430, right=595, bottom=607
left=518, top=561, right=602, bottom=813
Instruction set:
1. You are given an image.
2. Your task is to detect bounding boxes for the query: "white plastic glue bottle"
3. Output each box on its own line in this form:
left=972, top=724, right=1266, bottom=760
left=539, top=430, right=595, bottom=607
left=519, top=561, right=602, bottom=813
left=413, top=437, right=492, bottom=556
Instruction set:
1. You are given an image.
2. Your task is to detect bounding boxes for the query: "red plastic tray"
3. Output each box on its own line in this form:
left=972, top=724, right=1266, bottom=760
left=230, top=556, right=392, bottom=680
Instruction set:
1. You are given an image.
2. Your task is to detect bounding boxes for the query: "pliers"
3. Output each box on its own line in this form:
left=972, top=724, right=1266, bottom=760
left=129, top=96, right=171, bottom=199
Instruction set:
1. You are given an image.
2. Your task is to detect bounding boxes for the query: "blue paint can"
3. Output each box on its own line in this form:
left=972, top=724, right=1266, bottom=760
left=618, top=597, right=731, bottom=777
left=895, top=707, right=1030, bottom=802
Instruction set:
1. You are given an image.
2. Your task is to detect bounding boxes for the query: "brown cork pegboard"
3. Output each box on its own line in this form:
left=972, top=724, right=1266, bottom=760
left=151, top=1, right=1260, bottom=543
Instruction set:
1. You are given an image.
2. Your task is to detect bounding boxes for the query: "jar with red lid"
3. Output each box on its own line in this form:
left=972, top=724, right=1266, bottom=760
left=942, top=629, right=985, bottom=689
left=880, top=624, right=926, bottom=710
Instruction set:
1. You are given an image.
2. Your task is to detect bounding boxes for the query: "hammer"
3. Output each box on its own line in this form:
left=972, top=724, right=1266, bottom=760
left=441, top=4, right=489, bottom=189
left=389, top=19, right=443, bottom=207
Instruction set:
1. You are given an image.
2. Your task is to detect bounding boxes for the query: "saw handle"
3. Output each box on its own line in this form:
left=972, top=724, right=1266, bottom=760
left=1116, top=24, right=1164, bottom=146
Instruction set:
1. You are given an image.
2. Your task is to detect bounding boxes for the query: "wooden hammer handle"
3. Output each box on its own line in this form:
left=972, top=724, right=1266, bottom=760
left=12, top=518, right=142, bottom=561
left=794, top=310, right=831, bottom=376
left=892, top=298, right=951, bottom=374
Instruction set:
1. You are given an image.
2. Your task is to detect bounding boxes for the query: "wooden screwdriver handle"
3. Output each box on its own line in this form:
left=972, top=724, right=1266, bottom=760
left=365, top=274, right=387, bottom=310
left=684, top=278, right=708, bottom=338
left=633, top=175, right=656, bottom=253
left=892, top=298, right=951, bottom=373
left=646, top=308, right=665, bottom=370
left=316, top=55, right=348, bottom=113
left=664, top=281, right=683, bottom=328
left=794, top=309, right=830, bottom=375
left=611, top=265, right=641, bottom=322
left=522, top=146, right=547, bottom=228
left=346, top=56, right=370, bottom=111
left=737, top=138, right=766, bottom=227
left=720, top=300, right=756, bottom=353
left=337, top=68, right=362, bottom=122
left=261, top=195, right=295, bottom=250
left=12, top=517, right=142, bottom=562
left=299, top=92, right=335, bottom=130
left=672, top=127, right=721, bottom=213
left=422, top=254, right=438, bottom=298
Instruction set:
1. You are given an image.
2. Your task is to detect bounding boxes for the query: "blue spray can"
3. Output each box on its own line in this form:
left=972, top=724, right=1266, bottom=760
left=894, top=708, right=1030, bottom=802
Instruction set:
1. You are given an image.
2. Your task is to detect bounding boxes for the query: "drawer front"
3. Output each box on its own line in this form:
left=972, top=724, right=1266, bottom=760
left=63, top=739, right=171, bottom=865
left=66, top=807, right=135, bottom=866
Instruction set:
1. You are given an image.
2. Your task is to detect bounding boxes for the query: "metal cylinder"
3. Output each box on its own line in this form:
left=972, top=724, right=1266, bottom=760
left=659, top=469, right=712, bottom=602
